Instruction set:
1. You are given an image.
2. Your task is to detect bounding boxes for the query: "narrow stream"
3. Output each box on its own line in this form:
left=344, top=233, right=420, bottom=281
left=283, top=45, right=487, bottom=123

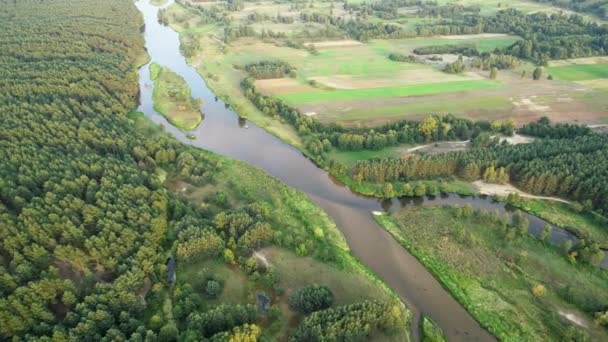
left=134, top=0, right=605, bottom=340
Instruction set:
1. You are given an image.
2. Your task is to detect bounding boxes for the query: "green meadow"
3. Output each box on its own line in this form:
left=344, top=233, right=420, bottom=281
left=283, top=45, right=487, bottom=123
left=548, top=63, right=608, bottom=81
left=278, top=80, right=503, bottom=104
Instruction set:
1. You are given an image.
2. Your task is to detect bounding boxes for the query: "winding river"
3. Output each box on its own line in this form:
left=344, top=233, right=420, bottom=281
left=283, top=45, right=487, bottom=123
left=134, top=1, right=605, bottom=340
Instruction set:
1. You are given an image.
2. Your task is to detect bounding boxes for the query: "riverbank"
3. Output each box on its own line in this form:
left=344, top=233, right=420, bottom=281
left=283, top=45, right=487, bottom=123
left=149, top=63, right=203, bottom=130
left=375, top=206, right=608, bottom=341
left=131, top=109, right=411, bottom=340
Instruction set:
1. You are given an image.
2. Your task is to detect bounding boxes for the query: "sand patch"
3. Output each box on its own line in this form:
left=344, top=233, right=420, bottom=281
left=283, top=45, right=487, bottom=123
left=513, top=97, right=550, bottom=112
left=439, top=33, right=510, bottom=40
left=473, top=181, right=570, bottom=203
left=558, top=310, right=589, bottom=328
left=498, top=133, right=534, bottom=145
left=306, top=40, right=363, bottom=48
left=404, top=141, right=469, bottom=154
left=309, top=70, right=482, bottom=90
left=253, top=250, right=271, bottom=268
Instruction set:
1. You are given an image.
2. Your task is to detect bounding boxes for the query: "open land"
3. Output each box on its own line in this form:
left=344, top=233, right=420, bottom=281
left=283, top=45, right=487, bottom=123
left=166, top=0, right=608, bottom=129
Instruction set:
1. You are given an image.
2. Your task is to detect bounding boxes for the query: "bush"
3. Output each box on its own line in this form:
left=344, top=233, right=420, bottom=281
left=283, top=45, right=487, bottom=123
left=206, top=280, right=223, bottom=298
left=288, top=284, right=334, bottom=314
left=531, top=284, right=546, bottom=297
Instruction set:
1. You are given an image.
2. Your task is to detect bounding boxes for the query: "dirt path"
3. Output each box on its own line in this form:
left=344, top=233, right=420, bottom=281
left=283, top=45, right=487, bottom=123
left=405, top=140, right=469, bottom=153
left=473, top=181, right=570, bottom=204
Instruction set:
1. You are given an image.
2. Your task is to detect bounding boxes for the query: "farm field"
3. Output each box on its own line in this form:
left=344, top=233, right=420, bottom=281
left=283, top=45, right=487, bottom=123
left=166, top=0, right=608, bottom=128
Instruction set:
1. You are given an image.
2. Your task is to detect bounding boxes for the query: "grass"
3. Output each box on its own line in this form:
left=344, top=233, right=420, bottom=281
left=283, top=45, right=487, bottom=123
left=328, top=146, right=406, bottom=165
left=548, top=63, right=608, bottom=81
left=278, top=80, right=503, bottom=104
left=149, top=63, right=202, bottom=130
left=150, top=0, right=168, bottom=6
left=376, top=206, right=608, bottom=342
left=421, top=315, right=446, bottom=342
left=326, top=95, right=513, bottom=122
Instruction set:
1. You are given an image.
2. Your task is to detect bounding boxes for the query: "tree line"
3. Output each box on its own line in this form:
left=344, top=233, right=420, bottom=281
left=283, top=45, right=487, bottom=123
left=349, top=118, right=608, bottom=216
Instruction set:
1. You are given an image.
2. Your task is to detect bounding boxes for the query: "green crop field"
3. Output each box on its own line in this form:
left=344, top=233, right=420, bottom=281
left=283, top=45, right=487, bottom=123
left=278, top=80, right=503, bottom=104
left=548, top=63, right=608, bottom=81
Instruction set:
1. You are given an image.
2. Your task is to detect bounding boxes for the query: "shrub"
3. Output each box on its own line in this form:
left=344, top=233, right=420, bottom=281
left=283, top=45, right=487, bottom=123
left=531, top=284, right=546, bottom=297
left=288, top=284, right=334, bottom=314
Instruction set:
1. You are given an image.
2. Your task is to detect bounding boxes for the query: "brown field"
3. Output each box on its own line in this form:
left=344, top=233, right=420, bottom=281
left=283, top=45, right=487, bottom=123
left=296, top=69, right=608, bottom=126
left=549, top=56, right=608, bottom=67
left=255, top=78, right=316, bottom=95
left=309, top=70, right=483, bottom=89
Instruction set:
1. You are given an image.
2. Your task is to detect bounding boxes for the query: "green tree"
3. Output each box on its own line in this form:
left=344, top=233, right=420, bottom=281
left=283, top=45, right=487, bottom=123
left=533, top=67, right=543, bottom=80
left=540, top=224, right=552, bottom=242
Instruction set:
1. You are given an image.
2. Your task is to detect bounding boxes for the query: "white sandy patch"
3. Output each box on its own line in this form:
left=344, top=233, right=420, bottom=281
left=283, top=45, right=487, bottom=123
left=558, top=310, right=589, bottom=328
left=473, top=181, right=570, bottom=203
left=405, top=141, right=469, bottom=153
left=306, top=40, right=363, bottom=48
left=439, top=33, right=510, bottom=40
left=253, top=250, right=270, bottom=268
left=499, top=133, right=534, bottom=145
left=303, top=111, right=318, bottom=117
left=309, top=70, right=481, bottom=90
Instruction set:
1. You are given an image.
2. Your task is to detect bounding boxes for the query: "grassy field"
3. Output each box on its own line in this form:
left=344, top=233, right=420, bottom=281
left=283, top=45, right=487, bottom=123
left=548, top=63, right=608, bottom=81
left=278, top=80, right=503, bottom=104
left=149, top=63, right=202, bottom=130
left=376, top=206, right=608, bottom=342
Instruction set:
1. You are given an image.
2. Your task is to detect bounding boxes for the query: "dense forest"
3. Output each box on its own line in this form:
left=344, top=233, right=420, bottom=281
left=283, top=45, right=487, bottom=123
left=531, top=0, right=608, bottom=18
left=0, top=0, right=165, bottom=338
left=0, top=0, right=407, bottom=340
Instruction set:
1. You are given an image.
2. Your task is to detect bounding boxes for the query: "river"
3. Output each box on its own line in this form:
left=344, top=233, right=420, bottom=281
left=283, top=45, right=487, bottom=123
left=134, top=0, right=602, bottom=340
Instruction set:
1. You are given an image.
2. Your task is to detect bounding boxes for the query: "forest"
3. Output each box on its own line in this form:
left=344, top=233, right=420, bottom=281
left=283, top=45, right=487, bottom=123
left=0, top=0, right=408, bottom=340
left=350, top=118, right=608, bottom=223
left=531, top=0, right=608, bottom=18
